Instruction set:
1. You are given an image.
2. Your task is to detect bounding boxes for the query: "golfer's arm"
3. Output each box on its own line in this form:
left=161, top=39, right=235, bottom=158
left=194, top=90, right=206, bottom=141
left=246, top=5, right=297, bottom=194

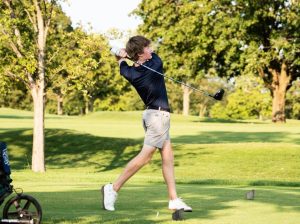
left=118, top=58, right=126, bottom=65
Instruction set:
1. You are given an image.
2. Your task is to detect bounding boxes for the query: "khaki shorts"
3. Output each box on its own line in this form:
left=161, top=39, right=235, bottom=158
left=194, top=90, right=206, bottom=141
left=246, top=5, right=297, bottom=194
left=142, top=109, right=170, bottom=149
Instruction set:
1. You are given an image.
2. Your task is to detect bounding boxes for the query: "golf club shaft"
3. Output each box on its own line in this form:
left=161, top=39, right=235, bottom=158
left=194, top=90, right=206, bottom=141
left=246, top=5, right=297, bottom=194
left=133, top=60, right=213, bottom=98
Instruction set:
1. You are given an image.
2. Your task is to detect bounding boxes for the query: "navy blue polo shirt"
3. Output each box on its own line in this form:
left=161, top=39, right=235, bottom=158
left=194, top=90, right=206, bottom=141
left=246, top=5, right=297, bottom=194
left=120, top=53, right=170, bottom=110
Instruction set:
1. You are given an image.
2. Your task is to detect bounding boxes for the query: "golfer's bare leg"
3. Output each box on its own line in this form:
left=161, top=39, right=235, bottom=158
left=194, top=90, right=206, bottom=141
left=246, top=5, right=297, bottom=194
left=160, top=140, right=177, bottom=200
left=113, top=144, right=156, bottom=192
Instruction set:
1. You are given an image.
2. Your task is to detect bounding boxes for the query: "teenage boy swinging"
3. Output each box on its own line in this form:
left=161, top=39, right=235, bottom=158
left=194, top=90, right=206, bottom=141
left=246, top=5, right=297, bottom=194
left=101, top=35, right=192, bottom=212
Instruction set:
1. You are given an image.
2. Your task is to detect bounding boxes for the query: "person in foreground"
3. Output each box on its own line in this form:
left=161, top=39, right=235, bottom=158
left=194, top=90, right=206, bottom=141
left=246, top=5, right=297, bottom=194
left=101, top=35, right=192, bottom=212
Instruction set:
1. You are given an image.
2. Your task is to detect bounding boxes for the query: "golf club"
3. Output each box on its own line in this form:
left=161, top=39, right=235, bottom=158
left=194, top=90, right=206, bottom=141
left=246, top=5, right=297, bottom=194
left=111, top=47, right=225, bottom=101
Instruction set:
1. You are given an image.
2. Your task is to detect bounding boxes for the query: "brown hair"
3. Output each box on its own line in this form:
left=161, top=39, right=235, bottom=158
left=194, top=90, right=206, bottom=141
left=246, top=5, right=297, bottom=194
left=126, top=35, right=151, bottom=61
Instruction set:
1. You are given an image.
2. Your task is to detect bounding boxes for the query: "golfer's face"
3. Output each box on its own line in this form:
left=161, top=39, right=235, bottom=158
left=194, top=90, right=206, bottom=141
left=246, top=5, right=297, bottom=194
left=141, top=46, right=153, bottom=60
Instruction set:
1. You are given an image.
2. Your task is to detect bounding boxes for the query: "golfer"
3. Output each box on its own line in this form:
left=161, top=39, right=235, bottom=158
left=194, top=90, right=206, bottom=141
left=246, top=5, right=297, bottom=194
left=101, top=35, right=192, bottom=212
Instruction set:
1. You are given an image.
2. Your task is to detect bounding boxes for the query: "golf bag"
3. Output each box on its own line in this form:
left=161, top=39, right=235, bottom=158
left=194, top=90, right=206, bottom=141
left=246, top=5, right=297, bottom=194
left=0, top=142, right=12, bottom=205
left=0, top=142, right=42, bottom=224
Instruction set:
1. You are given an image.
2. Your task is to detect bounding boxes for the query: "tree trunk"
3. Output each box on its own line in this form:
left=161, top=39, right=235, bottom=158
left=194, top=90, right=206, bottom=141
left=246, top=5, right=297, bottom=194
left=269, top=62, right=291, bottom=123
left=85, top=101, right=89, bottom=114
left=199, top=104, right=207, bottom=118
left=89, top=98, right=94, bottom=113
left=31, top=46, right=46, bottom=172
left=272, top=87, right=286, bottom=122
left=31, top=83, right=45, bottom=172
left=31, top=51, right=46, bottom=172
left=80, top=107, right=85, bottom=115
left=57, top=94, right=63, bottom=115
left=182, top=84, right=192, bottom=116
left=31, top=0, right=47, bottom=172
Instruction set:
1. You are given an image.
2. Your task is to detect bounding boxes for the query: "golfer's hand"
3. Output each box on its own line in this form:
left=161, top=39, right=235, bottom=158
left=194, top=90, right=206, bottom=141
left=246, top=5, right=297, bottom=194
left=117, top=48, right=128, bottom=64
left=118, top=48, right=128, bottom=58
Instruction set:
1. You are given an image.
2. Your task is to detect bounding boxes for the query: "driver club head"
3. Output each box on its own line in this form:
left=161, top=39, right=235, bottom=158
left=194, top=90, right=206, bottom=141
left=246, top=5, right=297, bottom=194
left=213, top=89, right=225, bottom=101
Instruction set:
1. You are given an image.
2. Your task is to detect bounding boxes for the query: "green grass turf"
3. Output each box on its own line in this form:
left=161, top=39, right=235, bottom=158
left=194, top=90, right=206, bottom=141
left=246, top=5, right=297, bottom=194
left=0, top=108, right=300, bottom=223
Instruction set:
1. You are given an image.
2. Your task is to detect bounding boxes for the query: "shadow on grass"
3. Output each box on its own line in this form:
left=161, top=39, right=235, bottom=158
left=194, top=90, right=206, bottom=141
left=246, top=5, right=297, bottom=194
left=175, top=179, right=300, bottom=187
left=0, top=115, right=65, bottom=120
left=23, top=184, right=300, bottom=224
left=0, top=128, right=142, bottom=172
left=0, top=115, right=33, bottom=119
left=1, top=128, right=299, bottom=173
left=172, top=131, right=300, bottom=145
left=195, top=117, right=267, bottom=124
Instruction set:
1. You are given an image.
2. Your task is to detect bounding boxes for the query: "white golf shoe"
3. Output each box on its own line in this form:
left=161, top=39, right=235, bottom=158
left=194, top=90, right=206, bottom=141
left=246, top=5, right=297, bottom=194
left=168, top=198, right=192, bottom=212
left=101, top=183, right=118, bottom=211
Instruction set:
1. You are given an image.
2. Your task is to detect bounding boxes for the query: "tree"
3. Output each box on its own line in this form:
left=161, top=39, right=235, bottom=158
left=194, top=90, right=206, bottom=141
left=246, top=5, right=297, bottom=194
left=44, top=6, right=73, bottom=115
left=234, top=0, right=300, bottom=122
left=0, top=0, right=59, bottom=172
left=0, top=84, right=32, bottom=111
left=210, top=74, right=272, bottom=120
left=45, top=24, right=129, bottom=115
left=133, top=0, right=300, bottom=121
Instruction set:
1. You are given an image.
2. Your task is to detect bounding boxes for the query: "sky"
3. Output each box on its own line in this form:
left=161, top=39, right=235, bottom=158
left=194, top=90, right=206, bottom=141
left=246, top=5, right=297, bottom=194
left=60, top=0, right=142, bottom=34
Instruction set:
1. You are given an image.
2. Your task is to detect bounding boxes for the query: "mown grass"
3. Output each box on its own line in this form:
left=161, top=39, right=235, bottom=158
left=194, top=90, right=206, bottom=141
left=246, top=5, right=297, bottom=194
left=0, top=108, right=300, bottom=223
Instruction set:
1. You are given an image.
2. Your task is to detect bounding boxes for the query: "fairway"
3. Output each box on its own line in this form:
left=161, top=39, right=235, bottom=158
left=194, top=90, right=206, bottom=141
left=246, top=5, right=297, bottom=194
left=0, top=108, right=300, bottom=223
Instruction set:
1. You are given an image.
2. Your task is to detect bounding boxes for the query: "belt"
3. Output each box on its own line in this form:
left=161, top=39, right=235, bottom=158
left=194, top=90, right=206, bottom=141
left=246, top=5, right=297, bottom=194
left=146, top=106, right=170, bottom=112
